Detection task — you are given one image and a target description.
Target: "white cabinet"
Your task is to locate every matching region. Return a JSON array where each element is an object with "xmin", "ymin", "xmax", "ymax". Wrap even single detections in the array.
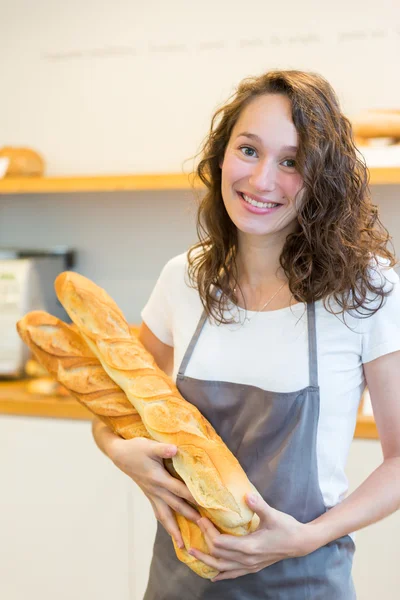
[
  {"xmin": 3, "ymin": 415, "xmax": 399, "ymax": 600},
  {"xmin": 346, "ymin": 439, "xmax": 400, "ymax": 599},
  {"xmin": 0, "ymin": 415, "xmax": 155, "ymax": 600}
]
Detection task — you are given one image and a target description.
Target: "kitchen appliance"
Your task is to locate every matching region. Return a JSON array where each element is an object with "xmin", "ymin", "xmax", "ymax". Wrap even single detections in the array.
[{"xmin": 0, "ymin": 247, "xmax": 75, "ymax": 378}]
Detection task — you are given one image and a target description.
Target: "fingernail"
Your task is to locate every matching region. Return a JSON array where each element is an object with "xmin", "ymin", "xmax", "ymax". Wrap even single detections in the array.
[{"xmin": 248, "ymin": 493, "xmax": 257, "ymax": 504}]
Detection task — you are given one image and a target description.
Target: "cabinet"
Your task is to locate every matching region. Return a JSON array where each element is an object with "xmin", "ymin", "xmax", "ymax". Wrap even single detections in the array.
[{"xmin": 0, "ymin": 414, "xmax": 155, "ymax": 600}]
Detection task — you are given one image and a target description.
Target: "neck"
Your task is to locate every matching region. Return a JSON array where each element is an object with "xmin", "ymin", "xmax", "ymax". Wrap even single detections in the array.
[{"xmin": 235, "ymin": 234, "xmax": 286, "ymax": 289}]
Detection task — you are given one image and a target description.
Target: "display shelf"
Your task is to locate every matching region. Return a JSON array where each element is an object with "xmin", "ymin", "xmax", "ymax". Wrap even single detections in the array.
[
  {"xmin": 368, "ymin": 167, "xmax": 400, "ymax": 185},
  {"xmin": 0, "ymin": 380, "xmax": 92, "ymax": 420},
  {"xmin": 0, "ymin": 173, "xmax": 200, "ymax": 194},
  {"xmin": 0, "ymin": 166, "xmax": 399, "ymax": 195},
  {"xmin": 354, "ymin": 415, "xmax": 378, "ymax": 440},
  {"xmin": 0, "ymin": 380, "xmax": 379, "ymax": 438}
]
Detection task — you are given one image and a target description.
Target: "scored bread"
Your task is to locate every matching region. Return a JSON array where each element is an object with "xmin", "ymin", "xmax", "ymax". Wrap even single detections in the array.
[
  {"xmin": 352, "ymin": 109, "xmax": 400, "ymax": 139},
  {"xmin": 16, "ymin": 311, "xmax": 150, "ymax": 439},
  {"xmin": 54, "ymin": 271, "xmax": 261, "ymax": 536},
  {"xmin": 16, "ymin": 310, "xmax": 218, "ymax": 579}
]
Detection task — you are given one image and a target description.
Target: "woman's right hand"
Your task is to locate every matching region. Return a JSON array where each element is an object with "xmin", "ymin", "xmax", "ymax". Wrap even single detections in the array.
[{"xmin": 109, "ymin": 435, "xmax": 201, "ymax": 548}]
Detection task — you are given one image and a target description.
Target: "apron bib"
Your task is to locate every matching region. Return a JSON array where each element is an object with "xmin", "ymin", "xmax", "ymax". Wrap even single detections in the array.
[{"xmin": 144, "ymin": 303, "xmax": 356, "ymax": 599}]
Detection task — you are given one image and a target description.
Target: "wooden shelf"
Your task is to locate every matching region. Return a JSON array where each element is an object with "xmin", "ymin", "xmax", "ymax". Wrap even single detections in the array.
[
  {"xmin": 0, "ymin": 173, "xmax": 200, "ymax": 195},
  {"xmin": 0, "ymin": 380, "xmax": 92, "ymax": 420},
  {"xmin": 354, "ymin": 415, "xmax": 378, "ymax": 440},
  {"xmin": 368, "ymin": 167, "xmax": 400, "ymax": 185},
  {"xmin": 0, "ymin": 167, "xmax": 399, "ymax": 195},
  {"xmin": 0, "ymin": 380, "xmax": 379, "ymax": 438}
]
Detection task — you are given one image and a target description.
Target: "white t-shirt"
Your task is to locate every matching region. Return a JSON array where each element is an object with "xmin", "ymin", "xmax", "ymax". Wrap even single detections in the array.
[{"xmin": 141, "ymin": 251, "xmax": 400, "ymax": 510}]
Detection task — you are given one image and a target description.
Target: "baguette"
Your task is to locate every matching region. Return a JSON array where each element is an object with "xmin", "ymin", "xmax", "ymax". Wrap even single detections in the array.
[
  {"xmin": 54, "ymin": 271, "xmax": 261, "ymax": 536},
  {"xmin": 16, "ymin": 310, "xmax": 218, "ymax": 579},
  {"xmin": 352, "ymin": 109, "xmax": 400, "ymax": 139}
]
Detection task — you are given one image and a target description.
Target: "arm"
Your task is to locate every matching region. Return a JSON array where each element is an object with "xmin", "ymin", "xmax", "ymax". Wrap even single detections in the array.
[
  {"xmin": 92, "ymin": 416, "xmax": 123, "ymax": 458},
  {"xmin": 187, "ymin": 349, "xmax": 400, "ymax": 581},
  {"xmin": 303, "ymin": 349, "xmax": 400, "ymax": 554},
  {"xmin": 137, "ymin": 321, "xmax": 174, "ymax": 376}
]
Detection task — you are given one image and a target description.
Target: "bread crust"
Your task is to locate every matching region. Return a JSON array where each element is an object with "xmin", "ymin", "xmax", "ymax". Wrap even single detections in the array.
[
  {"xmin": 16, "ymin": 310, "xmax": 219, "ymax": 578},
  {"xmin": 54, "ymin": 271, "xmax": 260, "ymax": 536}
]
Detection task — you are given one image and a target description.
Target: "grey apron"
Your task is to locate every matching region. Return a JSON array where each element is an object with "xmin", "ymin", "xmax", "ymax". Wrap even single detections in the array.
[{"xmin": 144, "ymin": 303, "xmax": 356, "ymax": 599}]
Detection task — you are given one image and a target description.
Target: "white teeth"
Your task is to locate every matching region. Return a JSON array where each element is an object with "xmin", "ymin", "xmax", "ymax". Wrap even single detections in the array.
[{"xmin": 241, "ymin": 193, "xmax": 279, "ymax": 209}]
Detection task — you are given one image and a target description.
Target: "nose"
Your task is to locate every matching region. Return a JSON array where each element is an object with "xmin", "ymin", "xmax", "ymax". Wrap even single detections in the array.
[{"xmin": 248, "ymin": 158, "xmax": 276, "ymax": 192}]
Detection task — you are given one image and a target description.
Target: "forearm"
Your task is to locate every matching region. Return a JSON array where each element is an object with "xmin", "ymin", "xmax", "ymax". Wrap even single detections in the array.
[
  {"xmin": 304, "ymin": 456, "xmax": 400, "ymax": 554},
  {"xmin": 91, "ymin": 417, "xmax": 121, "ymax": 461}
]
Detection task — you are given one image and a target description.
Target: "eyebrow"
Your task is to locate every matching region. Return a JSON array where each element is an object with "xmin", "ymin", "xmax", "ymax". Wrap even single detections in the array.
[{"xmin": 235, "ymin": 131, "xmax": 297, "ymax": 153}]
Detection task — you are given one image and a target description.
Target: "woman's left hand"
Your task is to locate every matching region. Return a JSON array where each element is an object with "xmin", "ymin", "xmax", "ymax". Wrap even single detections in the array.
[{"xmin": 188, "ymin": 493, "xmax": 310, "ymax": 582}]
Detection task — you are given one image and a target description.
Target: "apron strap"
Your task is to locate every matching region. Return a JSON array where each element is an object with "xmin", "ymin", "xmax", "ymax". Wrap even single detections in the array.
[
  {"xmin": 177, "ymin": 309, "xmax": 208, "ymax": 379},
  {"xmin": 307, "ymin": 302, "xmax": 319, "ymax": 388}
]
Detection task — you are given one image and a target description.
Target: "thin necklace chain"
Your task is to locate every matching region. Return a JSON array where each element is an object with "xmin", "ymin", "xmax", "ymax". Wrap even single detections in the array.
[{"xmin": 233, "ymin": 281, "xmax": 286, "ymax": 323}]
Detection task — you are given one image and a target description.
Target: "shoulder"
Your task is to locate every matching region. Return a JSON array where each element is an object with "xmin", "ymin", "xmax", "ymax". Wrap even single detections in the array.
[
  {"xmin": 366, "ymin": 255, "xmax": 399, "ymax": 290},
  {"xmin": 157, "ymin": 251, "xmax": 192, "ymax": 290},
  {"xmin": 361, "ymin": 255, "xmax": 400, "ymax": 318},
  {"xmin": 155, "ymin": 250, "xmax": 202, "ymax": 307}
]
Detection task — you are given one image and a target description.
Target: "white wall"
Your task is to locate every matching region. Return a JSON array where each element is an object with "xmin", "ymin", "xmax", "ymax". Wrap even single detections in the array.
[
  {"xmin": 1, "ymin": 0, "xmax": 400, "ymax": 175},
  {"xmin": 1, "ymin": 2, "xmax": 400, "ymax": 598}
]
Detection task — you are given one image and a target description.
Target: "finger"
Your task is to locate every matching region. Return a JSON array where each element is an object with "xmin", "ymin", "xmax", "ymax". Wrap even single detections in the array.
[
  {"xmin": 188, "ymin": 547, "xmax": 243, "ymax": 572},
  {"xmin": 212, "ymin": 568, "xmax": 256, "ymax": 582},
  {"xmin": 205, "ymin": 543, "xmax": 253, "ymax": 563},
  {"xmin": 197, "ymin": 523, "xmax": 255, "ymax": 565},
  {"xmin": 164, "ymin": 474, "xmax": 198, "ymax": 505},
  {"xmin": 246, "ymin": 493, "xmax": 275, "ymax": 527},
  {"xmin": 150, "ymin": 441, "xmax": 178, "ymax": 460},
  {"xmin": 211, "ymin": 530, "xmax": 257, "ymax": 553},
  {"xmin": 158, "ymin": 488, "xmax": 201, "ymax": 522},
  {"xmin": 151, "ymin": 496, "xmax": 185, "ymax": 549}
]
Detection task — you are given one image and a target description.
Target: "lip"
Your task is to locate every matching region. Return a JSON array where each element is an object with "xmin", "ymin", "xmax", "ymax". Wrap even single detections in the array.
[{"xmin": 237, "ymin": 191, "xmax": 283, "ymax": 215}]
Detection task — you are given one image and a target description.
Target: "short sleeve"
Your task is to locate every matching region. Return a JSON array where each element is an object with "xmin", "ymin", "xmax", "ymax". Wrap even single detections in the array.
[
  {"xmin": 140, "ymin": 261, "xmax": 174, "ymax": 347},
  {"xmin": 362, "ymin": 264, "xmax": 400, "ymax": 364}
]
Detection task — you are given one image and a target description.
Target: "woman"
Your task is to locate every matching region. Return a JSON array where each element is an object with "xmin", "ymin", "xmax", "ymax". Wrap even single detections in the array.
[{"xmin": 92, "ymin": 70, "xmax": 400, "ymax": 599}]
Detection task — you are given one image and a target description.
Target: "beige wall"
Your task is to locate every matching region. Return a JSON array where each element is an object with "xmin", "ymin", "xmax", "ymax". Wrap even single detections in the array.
[{"xmin": 1, "ymin": 1, "xmax": 400, "ymax": 598}]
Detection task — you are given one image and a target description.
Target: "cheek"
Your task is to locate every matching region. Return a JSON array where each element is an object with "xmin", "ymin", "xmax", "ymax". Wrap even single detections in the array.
[
  {"xmin": 221, "ymin": 155, "xmax": 249, "ymax": 185},
  {"xmin": 281, "ymin": 174, "xmax": 303, "ymax": 201}
]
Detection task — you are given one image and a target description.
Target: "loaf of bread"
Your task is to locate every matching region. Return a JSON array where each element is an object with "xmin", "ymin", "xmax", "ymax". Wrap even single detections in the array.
[
  {"xmin": 0, "ymin": 146, "xmax": 45, "ymax": 177},
  {"xmin": 352, "ymin": 109, "xmax": 400, "ymax": 140},
  {"xmin": 16, "ymin": 310, "xmax": 218, "ymax": 579},
  {"xmin": 54, "ymin": 271, "xmax": 261, "ymax": 536},
  {"xmin": 17, "ymin": 311, "xmax": 150, "ymax": 439}
]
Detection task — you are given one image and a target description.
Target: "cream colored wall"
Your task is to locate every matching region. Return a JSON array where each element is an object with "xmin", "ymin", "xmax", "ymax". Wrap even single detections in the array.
[
  {"xmin": 1, "ymin": 1, "xmax": 400, "ymax": 598},
  {"xmin": 1, "ymin": 0, "xmax": 400, "ymax": 176}
]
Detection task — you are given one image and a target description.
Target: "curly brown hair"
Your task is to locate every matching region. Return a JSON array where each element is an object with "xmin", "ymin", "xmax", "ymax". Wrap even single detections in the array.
[{"xmin": 187, "ymin": 69, "xmax": 397, "ymax": 323}]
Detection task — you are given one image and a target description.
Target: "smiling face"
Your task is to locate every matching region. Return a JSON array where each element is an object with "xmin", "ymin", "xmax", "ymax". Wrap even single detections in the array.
[{"xmin": 221, "ymin": 93, "xmax": 304, "ymax": 241}]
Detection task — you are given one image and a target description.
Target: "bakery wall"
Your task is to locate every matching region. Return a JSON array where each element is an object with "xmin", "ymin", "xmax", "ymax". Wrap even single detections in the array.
[
  {"xmin": 1, "ymin": 1, "xmax": 400, "ymax": 599},
  {"xmin": 1, "ymin": 0, "xmax": 400, "ymax": 176},
  {"xmin": 1, "ymin": 186, "xmax": 400, "ymax": 323},
  {"xmin": 0, "ymin": 190, "xmax": 199, "ymax": 321}
]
